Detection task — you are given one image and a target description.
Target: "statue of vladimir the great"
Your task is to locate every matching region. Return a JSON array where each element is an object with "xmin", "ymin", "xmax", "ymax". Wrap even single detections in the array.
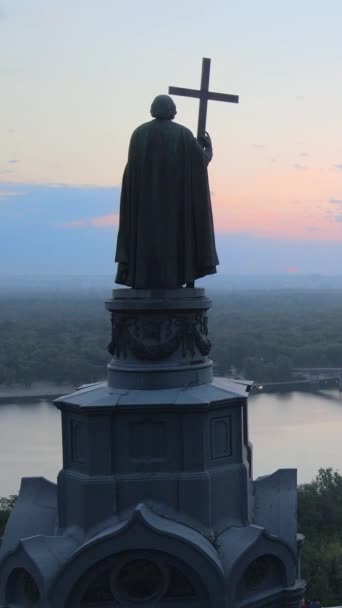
[{"xmin": 115, "ymin": 94, "xmax": 219, "ymax": 289}]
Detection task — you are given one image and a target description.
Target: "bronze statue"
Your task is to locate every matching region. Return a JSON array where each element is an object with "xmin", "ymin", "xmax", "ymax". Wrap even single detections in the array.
[{"xmin": 115, "ymin": 94, "xmax": 218, "ymax": 289}]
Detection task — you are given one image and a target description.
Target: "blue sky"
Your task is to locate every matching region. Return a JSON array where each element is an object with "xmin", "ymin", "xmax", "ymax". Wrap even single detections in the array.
[
  {"xmin": 2, "ymin": 182, "xmax": 342, "ymax": 276},
  {"xmin": 2, "ymin": 1, "xmax": 342, "ymax": 275},
  {"xmin": 0, "ymin": 183, "xmax": 119, "ymax": 274}
]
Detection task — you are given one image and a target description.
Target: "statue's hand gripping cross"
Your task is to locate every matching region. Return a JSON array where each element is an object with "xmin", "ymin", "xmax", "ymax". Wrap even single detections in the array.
[{"xmin": 169, "ymin": 57, "xmax": 239, "ymax": 140}]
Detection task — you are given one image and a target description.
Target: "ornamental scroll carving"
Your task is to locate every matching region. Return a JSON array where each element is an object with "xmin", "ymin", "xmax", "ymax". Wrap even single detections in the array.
[{"xmin": 108, "ymin": 312, "xmax": 211, "ymax": 360}]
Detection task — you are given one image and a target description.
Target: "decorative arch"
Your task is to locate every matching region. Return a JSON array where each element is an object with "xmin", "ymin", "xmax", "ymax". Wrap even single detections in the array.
[
  {"xmin": 49, "ymin": 504, "xmax": 224, "ymax": 608},
  {"xmin": 5, "ymin": 567, "xmax": 41, "ymax": 607},
  {"xmin": 70, "ymin": 550, "xmax": 200, "ymax": 607}
]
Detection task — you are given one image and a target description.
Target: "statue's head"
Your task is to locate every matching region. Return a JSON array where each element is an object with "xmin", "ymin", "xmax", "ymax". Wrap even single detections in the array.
[{"xmin": 150, "ymin": 95, "xmax": 177, "ymax": 120}]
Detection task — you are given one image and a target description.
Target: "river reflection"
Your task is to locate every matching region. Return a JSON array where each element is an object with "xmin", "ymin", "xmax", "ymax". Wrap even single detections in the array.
[
  {"xmin": 0, "ymin": 400, "xmax": 61, "ymax": 496},
  {"xmin": 249, "ymin": 389, "xmax": 342, "ymax": 484},
  {"xmin": 0, "ymin": 390, "xmax": 342, "ymax": 496}
]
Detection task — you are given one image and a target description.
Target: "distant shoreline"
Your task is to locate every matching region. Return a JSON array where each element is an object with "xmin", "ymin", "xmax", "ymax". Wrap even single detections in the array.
[
  {"xmin": 1, "ymin": 376, "xmax": 340, "ymax": 401},
  {"xmin": 0, "ymin": 382, "xmax": 76, "ymax": 402}
]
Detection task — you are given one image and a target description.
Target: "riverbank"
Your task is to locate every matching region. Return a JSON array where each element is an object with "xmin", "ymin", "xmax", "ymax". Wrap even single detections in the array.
[
  {"xmin": 251, "ymin": 377, "xmax": 340, "ymax": 394},
  {"xmin": 0, "ymin": 382, "xmax": 76, "ymax": 402}
]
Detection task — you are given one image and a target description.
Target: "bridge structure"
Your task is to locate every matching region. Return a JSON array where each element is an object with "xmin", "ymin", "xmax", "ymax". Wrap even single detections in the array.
[{"xmin": 294, "ymin": 368, "xmax": 342, "ymax": 389}]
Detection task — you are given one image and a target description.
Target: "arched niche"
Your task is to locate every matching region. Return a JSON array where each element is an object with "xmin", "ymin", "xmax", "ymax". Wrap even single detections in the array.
[
  {"xmin": 237, "ymin": 554, "xmax": 287, "ymax": 601},
  {"xmin": 5, "ymin": 567, "xmax": 41, "ymax": 607}
]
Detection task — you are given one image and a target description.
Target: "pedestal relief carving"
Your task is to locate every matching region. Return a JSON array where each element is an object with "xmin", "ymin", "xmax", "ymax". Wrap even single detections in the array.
[{"xmin": 108, "ymin": 311, "xmax": 211, "ymax": 361}]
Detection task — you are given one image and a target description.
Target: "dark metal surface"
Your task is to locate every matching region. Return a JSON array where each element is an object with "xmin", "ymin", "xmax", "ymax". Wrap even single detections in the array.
[
  {"xmin": 115, "ymin": 112, "xmax": 218, "ymax": 289},
  {"xmin": 169, "ymin": 57, "xmax": 239, "ymax": 139},
  {"xmin": 197, "ymin": 57, "xmax": 211, "ymax": 140}
]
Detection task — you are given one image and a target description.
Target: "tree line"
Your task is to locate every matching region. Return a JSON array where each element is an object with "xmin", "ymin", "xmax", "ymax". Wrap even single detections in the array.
[
  {"xmin": 2, "ymin": 289, "xmax": 342, "ymax": 386},
  {"xmin": 298, "ymin": 468, "xmax": 342, "ymax": 605}
]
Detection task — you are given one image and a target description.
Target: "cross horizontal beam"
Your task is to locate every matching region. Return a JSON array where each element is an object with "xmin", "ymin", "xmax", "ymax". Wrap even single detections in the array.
[
  {"xmin": 169, "ymin": 86, "xmax": 239, "ymax": 105},
  {"xmin": 168, "ymin": 58, "xmax": 239, "ymax": 139}
]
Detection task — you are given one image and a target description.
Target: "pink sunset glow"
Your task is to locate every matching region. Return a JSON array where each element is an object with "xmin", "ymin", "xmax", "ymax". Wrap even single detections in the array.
[
  {"xmin": 59, "ymin": 213, "xmax": 119, "ymax": 229},
  {"xmin": 3, "ymin": 2, "xmax": 342, "ymax": 274}
]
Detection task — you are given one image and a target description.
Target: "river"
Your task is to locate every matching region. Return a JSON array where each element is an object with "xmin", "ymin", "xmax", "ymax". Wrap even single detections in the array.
[{"xmin": 0, "ymin": 389, "xmax": 342, "ymax": 496}]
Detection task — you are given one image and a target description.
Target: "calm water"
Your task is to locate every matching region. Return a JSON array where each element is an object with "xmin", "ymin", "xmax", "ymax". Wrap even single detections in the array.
[{"xmin": 0, "ymin": 390, "xmax": 342, "ymax": 496}]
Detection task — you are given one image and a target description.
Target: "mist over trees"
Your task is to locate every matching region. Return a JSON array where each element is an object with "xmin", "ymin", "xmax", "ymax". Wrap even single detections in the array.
[{"xmin": 1, "ymin": 289, "xmax": 342, "ymax": 387}]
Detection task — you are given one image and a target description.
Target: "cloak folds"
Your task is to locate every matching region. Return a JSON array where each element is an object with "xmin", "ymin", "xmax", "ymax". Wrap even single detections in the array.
[{"xmin": 115, "ymin": 118, "xmax": 219, "ymax": 289}]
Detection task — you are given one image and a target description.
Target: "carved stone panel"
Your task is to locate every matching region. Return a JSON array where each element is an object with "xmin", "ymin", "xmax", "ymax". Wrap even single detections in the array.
[{"xmin": 210, "ymin": 416, "xmax": 232, "ymax": 460}]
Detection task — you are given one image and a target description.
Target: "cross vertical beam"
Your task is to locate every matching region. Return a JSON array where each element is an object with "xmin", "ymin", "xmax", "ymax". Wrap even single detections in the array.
[
  {"xmin": 197, "ymin": 57, "xmax": 211, "ymax": 140},
  {"xmin": 169, "ymin": 57, "xmax": 239, "ymax": 140}
]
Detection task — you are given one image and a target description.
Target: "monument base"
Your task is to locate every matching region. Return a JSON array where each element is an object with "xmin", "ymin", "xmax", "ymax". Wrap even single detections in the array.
[{"xmin": 0, "ymin": 288, "xmax": 305, "ymax": 607}]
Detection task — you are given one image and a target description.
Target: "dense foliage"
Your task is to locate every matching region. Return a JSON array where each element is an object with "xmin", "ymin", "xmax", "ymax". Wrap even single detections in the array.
[
  {"xmin": 2, "ymin": 289, "xmax": 342, "ymax": 386},
  {"xmin": 298, "ymin": 468, "xmax": 342, "ymax": 605},
  {"xmin": 0, "ymin": 292, "xmax": 108, "ymax": 386},
  {"xmin": 210, "ymin": 290, "xmax": 342, "ymax": 381},
  {"xmin": 0, "ymin": 495, "xmax": 16, "ymax": 536}
]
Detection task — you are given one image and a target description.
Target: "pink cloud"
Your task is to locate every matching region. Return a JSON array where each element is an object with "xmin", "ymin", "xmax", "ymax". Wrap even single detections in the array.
[{"xmin": 60, "ymin": 213, "xmax": 119, "ymax": 229}]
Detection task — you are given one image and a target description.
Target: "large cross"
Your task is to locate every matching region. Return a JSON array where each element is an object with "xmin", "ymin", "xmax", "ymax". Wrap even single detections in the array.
[{"xmin": 169, "ymin": 57, "xmax": 239, "ymax": 140}]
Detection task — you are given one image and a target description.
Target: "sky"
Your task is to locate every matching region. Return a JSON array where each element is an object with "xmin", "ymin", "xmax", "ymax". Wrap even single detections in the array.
[{"xmin": 2, "ymin": 0, "xmax": 342, "ymax": 276}]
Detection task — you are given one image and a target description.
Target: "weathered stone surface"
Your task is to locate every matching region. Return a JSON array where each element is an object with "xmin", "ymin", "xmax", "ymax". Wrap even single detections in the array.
[
  {"xmin": 53, "ymin": 377, "xmax": 252, "ymax": 538},
  {"xmin": 254, "ymin": 469, "xmax": 298, "ymax": 548}
]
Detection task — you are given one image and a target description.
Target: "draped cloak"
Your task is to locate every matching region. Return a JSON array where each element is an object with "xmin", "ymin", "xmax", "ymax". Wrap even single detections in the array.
[{"xmin": 115, "ymin": 118, "xmax": 219, "ymax": 289}]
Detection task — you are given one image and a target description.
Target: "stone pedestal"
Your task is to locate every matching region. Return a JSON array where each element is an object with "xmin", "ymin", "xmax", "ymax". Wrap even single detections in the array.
[
  {"xmin": 0, "ymin": 289, "xmax": 305, "ymax": 607},
  {"xmin": 106, "ymin": 288, "xmax": 213, "ymax": 389}
]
